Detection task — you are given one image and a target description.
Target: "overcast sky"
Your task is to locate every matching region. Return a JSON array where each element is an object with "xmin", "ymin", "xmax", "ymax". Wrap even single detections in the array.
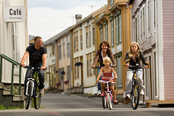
[{"xmin": 28, "ymin": 0, "xmax": 107, "ymax": 41}]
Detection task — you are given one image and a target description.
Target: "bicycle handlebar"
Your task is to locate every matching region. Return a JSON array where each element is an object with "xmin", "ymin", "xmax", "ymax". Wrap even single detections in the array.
[
  {"xmin": 91, "ymin": 65, "xmax": 117, "ymax": 69},
  {"xmin": 24, "ymin": 66, "xmax": 47, "ymax": 70},
  {"xmin": 98, "ymin": 77, "xmax": 115, "ymax": 83},
  {"xmin": 128, "ymin": 65, "xmax": 145, "ymax": 69}
]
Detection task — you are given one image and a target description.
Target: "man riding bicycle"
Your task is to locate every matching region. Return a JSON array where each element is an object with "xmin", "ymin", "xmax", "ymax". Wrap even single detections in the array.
[{"xmin": 21, "ymin": 36, "xmax": 47, "ymax": 95}]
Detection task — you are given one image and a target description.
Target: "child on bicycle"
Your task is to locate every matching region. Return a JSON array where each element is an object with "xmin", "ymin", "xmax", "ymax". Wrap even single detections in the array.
[
  {"xmin": 96, "ymin": 57, "xmax": 118, "ymax": 104},
  {"xmin": 124, "ymin": 42, "xmax": 149, "ymax": 99}
]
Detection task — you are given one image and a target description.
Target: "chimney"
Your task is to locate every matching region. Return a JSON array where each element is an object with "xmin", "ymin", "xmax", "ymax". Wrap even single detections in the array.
[{"xmin": 75, "ymin": 14, "xmax": 82, "ymax": 23}]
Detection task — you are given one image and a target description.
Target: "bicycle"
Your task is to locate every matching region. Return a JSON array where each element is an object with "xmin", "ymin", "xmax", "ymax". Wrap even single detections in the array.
[
  {"xmin": 92, "ymin": 66, "xmax": 116, "ymax": 110},
  {"xmin": 23, "ymin": 66, "xmax": 46, "ymax": 110},
  {"xmin": 123, "ymin": 59, "xmax": 149, "ymax": 110}
]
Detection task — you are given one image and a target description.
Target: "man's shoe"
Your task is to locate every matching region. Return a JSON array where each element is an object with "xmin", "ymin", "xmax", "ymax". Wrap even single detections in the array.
[
  {"xmin": 140, "ymin": 89, "xmax": 145, "ymax": 95},
  {"xmin": 97, "ymin": 90, "xmax": 101, "ymax": 96}
]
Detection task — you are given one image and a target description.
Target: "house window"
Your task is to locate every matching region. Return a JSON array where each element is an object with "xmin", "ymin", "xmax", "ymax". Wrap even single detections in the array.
[
  {"xmin": 74, "ymin": 37, "xmax": 76, "ymax": 52},
  {"xmin": 76, "ymin": 37, "xmax": 78, "ymax": 51},
  {"xmin": 67, "ymin": 36, "xmax": 70, "ymax": 58},
  {"xmin": 137, "ymin": 16, "xmax": 139, "ymax": 41},
  {"xmin": 67, "ymin": 65, "xmax": 71, "ymax": 81},
  {"xmin": 148, "ymin": 1, "xmax": 150, "ymax": 32},
  {"xmin": 66, "ymin": 35, "xmax": 68, "ymax": 43},
  {"xmin": 59, "ymin": 45, "xmax": 61, "ymax": 60},
  {"xmin": 86, "ymin": 32, "xmax": 88, "ymax": 47},
  {"xmin": 90, "ymin": 54, "xmax": 92, "ymax": 76},
  {"xmin": 143, "ymin": 8, "xmax": 145, "ymax": 38},
  {"xmin": 12, "ymin": 23, "xmax": 19, "ymax": 68},
  {"xmin": 63, "ymin": 38, "xmax": 65, "ymax": 58},
  {"xmin": 110, "ymin": 0, "xmax": 114, "ymax": 6},
  {"xmin": 87, "ymin": 55, "xmax": 89, "ymax": 77},
  {"xmin": 111, "ymin": 20, "xmax": 114, "ymax": 46},
  {"xmin": 93, "ymin": 52, "xmax": 96, "ymax": 76},
  {"xmin": 89, "ymin": 30, "xmax": 91, "ymax": 47},
  {"xmin": 74, "ymin": 59, "xmax": 76, "ymax": 79},
  {"xmin": 100, "ymin": 25, "xmax": 103, "ymax": 42},
  {"xmin": 52, "ymin": 45, "xmax": 54, "ymax": 56},
  {"xmin": 87, "ymin": 21, "xmax": 89, "ymax": 26},
  {"xmin": 104, "ymin": 21, "xmax": 108, "ymax": 41},
  {"xmin": 115, "ymin": 11, "xmax": 122, "ymax": 44},
  {"xmin": 145, "ymin": 57, "xmax": 148, "ymax": 96},
  {"xmin": 80, "ymin": 34, "xmax": 83, "ymax": 49},
  {"xmin": 154, "ymin": 0, "xmax": 156, "ymax": 27},
  {"xmin": 87, "ymin": 53, "xmax": 92, "ymax": 77},
  {"xmin": 116, "ymin": 56, "xmax": 122, "ymax": 88},
  {"xmin": 77, "ymin": 58, "xmax": 79, "ymax": 79},
  {"xmin": 93, "ymin": 27, "xmax": 95, "ymax": 44},
  {"xmin": 154, "ymin": 52, "xmax": 157, "ymax": 96},
  {"xmin": 67, "ymin": 43, "xmax": 70, "ymax": 58},
  {"xmin": 135, "ymin": 18, "xmax": 137, "ymax": 42},
  {"xmin": 141, "ymin": 11, "xmax": 143, "ymax": 40},
  {"xmin": 119, "ymin": 14, "xmax": 122, "ymax": 43}
]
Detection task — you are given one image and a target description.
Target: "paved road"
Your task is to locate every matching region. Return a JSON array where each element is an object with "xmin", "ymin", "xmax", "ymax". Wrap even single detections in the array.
[{"xmin": 0, "ymin": 93, "xmax": 174, "ymax": 116}]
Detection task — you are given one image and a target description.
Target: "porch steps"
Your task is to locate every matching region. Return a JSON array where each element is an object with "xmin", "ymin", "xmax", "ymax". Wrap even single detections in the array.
[
  {"xmin": 0, "ymin": 83, "xmax": 24, "ymax": 108},
  {"xmin": 3, "ymin": 89, "xmax": 11, "ymax": 95},
  {"xmin": 146, "ymin": 100, "xmax": 174, "ymax": 108}
]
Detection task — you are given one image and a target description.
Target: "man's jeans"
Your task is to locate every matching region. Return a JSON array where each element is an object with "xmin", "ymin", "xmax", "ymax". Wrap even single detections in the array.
[
  {"xmin": 24, "ymin": 65, "xmax": 45, "ymax": 95},
  {"xmin": 97, "ymin": 68, "xmax": 103, "ymax": 91}
]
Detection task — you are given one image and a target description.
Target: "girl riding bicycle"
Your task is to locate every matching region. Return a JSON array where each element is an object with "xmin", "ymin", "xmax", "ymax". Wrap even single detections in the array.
[
  {"xmin": 124, "ymin": 42, "xmax": 149, "ymax": 99},
  {"xmin": 96, "ymin": 57, "xmax": 118, "ymax": 104}
]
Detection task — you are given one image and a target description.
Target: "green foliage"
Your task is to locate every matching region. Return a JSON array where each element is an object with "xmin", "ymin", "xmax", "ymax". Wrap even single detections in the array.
[{"xmin": 0, "ymin": 104, "xmax": 22, "ymax": 110}]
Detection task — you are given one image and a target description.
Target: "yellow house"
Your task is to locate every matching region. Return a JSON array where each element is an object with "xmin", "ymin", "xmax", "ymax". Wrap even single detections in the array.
[{"xmin": 93, "ymin": 0, "xmax": 131, "ymax": 96}]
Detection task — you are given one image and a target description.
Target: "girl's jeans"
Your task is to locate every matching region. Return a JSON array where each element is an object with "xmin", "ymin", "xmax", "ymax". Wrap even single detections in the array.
[{"xmin": 125, "ymin": 69, "xmax": 144, "ymax": 94}]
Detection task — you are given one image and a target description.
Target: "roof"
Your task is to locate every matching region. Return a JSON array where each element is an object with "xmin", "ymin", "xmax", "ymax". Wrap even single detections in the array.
[
  {"xmin": 69, "ymin": 14, "xmax": 92, "ymax": 30},
  {"xmin": 43, "ymin": 26, "xmax": 71, "ymax": 46},
  {"xmin": 29, "ymin": 35, "xmax": 35, "ymax": 41},
  {"xmin": 127, "ymin": 0, "xmax": 134, "ymax": 5}
]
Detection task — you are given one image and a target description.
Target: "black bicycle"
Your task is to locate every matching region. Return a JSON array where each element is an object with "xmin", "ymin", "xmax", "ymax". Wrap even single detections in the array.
[
  {"xmin": 24, "ymin": 66, "xmax": 46, "ymax": 109},
  {"xmin": 123, "ymin": 59, "xmax": 148, "ymax": 110}
]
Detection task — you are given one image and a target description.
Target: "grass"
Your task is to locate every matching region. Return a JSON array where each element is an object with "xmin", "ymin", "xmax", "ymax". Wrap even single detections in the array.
[{"xmin": 0, "ymin": 104, "xmax": 22, "ymax": 110}]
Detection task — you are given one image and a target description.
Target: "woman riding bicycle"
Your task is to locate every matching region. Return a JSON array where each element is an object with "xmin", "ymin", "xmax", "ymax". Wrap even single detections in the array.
[
  {"xmin": 96, "ymin": 57, "xmax": 118, "ymax": 104},
  {"xmin": 124, "ymin": 42, "xmax": 149, "ymax": 99},
  {"xmin": 91, "ymin": 41, "xmax": 116, "ymax": 96}
]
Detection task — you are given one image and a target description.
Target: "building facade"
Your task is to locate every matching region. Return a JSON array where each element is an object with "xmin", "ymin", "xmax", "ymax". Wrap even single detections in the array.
[
  {"xmin": 43, "ymin": 38, "xmax": 56, "ymax": 89},
  {"xmin": 0, "ymin": 0, "xmax": 28, "ymax": 84},
  {"xmin": 93, "ymin": 0, "xmax": 131, "ymax": 95},
  {"xmin": 127, "ymin": 0, "xmax": 174, "ymax": 102},
  {"xmin": 70, "ymin": 14, "xmax": 98, "ymax": 94}
]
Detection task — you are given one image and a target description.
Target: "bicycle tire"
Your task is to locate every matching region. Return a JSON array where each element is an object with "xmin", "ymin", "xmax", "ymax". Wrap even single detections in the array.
[
  {"xmin": 102, "ymin": 96, "xmax": 107, "ymax": 109},
  {"xmin": 107, "ymin": 93, "xmax": 112, "ymax": 110},
  {"xmin": 131, "ymin": 81, "xmax": 140, "ymax": 110},
  {"xmin": 25, "ymin": 81, "xmax": 32, "ymax": 109},
  {"xmin": 34, "ymin": 85, "xmax": 41, "ymax": 109}
]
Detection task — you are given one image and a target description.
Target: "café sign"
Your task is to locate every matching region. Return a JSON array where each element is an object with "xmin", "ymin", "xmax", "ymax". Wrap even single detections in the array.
[{"xmin": 5, "ymin": 6, "xmax": 26, "ymax": 22}]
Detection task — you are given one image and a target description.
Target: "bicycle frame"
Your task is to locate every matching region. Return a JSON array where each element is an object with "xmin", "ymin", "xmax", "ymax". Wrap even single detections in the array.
[
  {"xmin": 25, "ymin": 67, "xmax": 37, "ymax": 97},
  {"xmin": 99, "ymin": 78, "xmax": 115, "ymax": 101}
]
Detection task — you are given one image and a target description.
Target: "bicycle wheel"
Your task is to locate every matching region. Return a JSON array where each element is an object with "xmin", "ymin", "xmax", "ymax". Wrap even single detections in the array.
[
  {"xmin": 34, "ymin": 83, "xmax": 41, "ymax": 109},
  {"xmin": 102, "ymin": 96, "xmax": 107, "ymax": 109},
  {"xmin": 25, "ymin": 81, "xmax": 32, "ymax": 109},
  {"xmin": 107, "ymin": 93, "xmax": 112, "ymax": 110},
  {"xmin": 131, "ymin": 81, "xmax": 140, "ymax": 110}
]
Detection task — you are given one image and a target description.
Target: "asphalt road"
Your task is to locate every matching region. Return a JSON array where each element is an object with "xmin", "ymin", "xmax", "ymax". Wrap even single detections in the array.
[{"xmin": 0, "ymin": 93, "xmax": 174, "ymax": 116}]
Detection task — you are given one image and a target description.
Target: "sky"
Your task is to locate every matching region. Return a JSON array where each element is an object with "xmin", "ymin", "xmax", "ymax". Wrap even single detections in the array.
[{"xmin": 28, "ymin": 0, "xmax": 107, "ymax": 42}]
